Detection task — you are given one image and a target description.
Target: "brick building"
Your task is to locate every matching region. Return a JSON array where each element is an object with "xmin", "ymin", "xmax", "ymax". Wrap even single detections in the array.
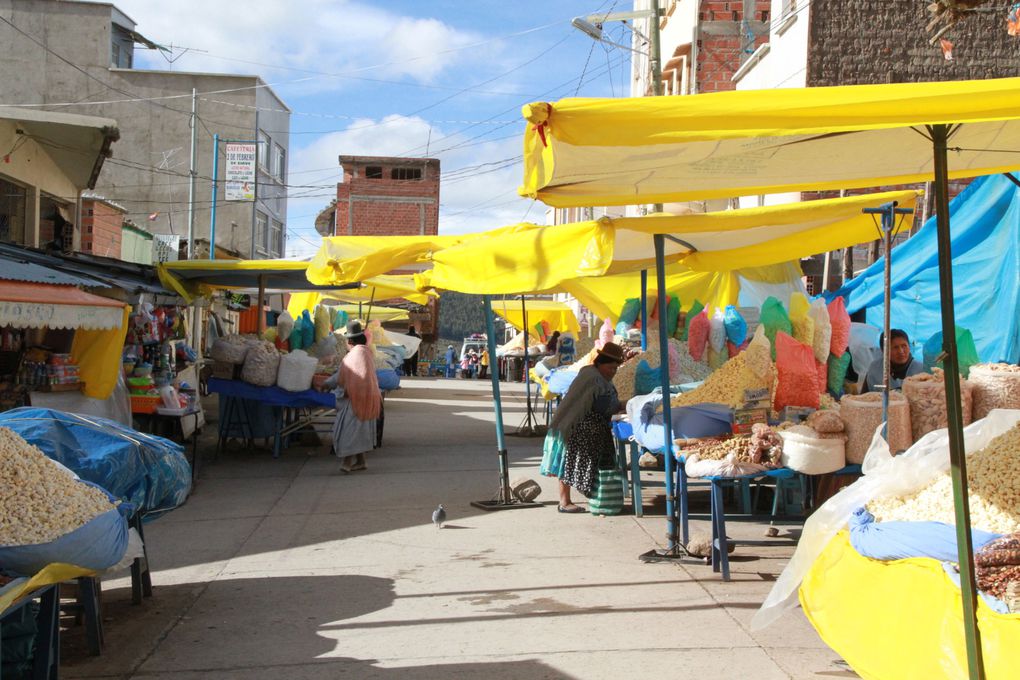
[
  {"xmin": 318, "ymin": 156, "xmax": 440, "ymax": 237},
  {"xmin": 79, "ymin": 195, "xmax": 127, "ymax": 259}
]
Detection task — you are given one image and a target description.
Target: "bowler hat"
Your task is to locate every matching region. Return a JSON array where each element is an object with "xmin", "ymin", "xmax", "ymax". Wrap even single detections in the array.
[
  {"xmin": 344, "ymin": 320, "xmax": 365, "ymax": 339},
  {"xmin": 596, "ymin": 341, "xmax": 626, "ymax": 364}
]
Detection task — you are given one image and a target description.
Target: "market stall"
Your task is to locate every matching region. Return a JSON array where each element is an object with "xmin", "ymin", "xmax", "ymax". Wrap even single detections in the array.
[{"xmin": 516, "ymin": 75, "xmax": 1020, "ymax": 676}]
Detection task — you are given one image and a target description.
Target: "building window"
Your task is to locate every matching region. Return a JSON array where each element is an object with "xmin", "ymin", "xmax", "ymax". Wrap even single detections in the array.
[
  {"xmin": 272, "ymin": 143, "xmax": 286, "ymax": 182},
  {"xmin": 257, "ymin": 130, "xmax": 271, "ymax": 171},
  {"xmin": 270, "ymin": 219, "xmax": 283, "ymax": 256},
  {"xmin": 255, "ymin": 211, "xmax": 268, "ymax": 254},
  {"xmin": 391, "ymin": 167, "xmax": 422, "ymax": 180},
  {"xmin": 365, "ymin": 166, "xmax": 383, "ymax": 179},
  {"xmin": 0, "ymin": 178, "xmax": 27, "ymax": 244},
  {"xmin": 111, "ymin": 43, "xmax": 120, "ymax": 68}
]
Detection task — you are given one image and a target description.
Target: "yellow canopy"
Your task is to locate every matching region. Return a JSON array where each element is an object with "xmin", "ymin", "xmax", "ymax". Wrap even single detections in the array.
[
  {"xmin": 157, "ymin": 259, "xmax": 360, "ymax": 301},
  {"xmin": 518, "ymin": 77, "xmax": 1020, "ymax": 207},
  {"xmin": 412, "ymin": 190, "xmax": 918, "ymax": 294},
  {"xmin": 286, "ymin": 274, "xmax": 436, "ymax": 319},
  {"xmin": 307, "ymin": 225, "xmax": 541, "ymax": 286},
  {"xmin": 489, "ymin": 299, "xmax": 580, "ymax": 335}
]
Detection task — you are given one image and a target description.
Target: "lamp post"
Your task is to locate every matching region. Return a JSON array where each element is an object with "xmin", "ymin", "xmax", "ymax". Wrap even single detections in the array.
[{"xmin": 571, "ymin": 3, "xmax": 663, "ymax": 96}]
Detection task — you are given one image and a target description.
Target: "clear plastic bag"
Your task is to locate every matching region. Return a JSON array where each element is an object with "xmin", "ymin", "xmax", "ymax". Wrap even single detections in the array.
[
  {"xmin": 808, "ymin": 298, "xmax": 832, "ymax": 364},
  {"xmin": 752, "ymin": 409, "xmax": 1020, "ymax": 631},
  {"xmin": 709, "ymin": 309, "xmax": 727, "ymax": 352}
]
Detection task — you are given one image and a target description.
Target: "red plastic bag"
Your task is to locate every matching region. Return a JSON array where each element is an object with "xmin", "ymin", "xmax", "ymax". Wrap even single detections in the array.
[
  {"xmin": 827, "ymin": 297, "xmax": 851, "ymax": 357},
  {"xmin": 688, "ymin": 311, "xmax": 710, "ymax": 361},
  {"xmin": 726, "ymin": 340, "xmax": 740, "ymax": 359},
  {"xmin": 774, "ymin": 332, "xmax": 820, "ymax": 412},
  {"xmin": 815, "ymin": 358, "xmax": 828, "ymax": 395}
]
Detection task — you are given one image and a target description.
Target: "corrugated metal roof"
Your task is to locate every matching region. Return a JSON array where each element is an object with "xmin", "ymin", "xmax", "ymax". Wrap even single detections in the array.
[{"xmin": 0, "ymin": 258, "xmax": 110, "ymax": 288}]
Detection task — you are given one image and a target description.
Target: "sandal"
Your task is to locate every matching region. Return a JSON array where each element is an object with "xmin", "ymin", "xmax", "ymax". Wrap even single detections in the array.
[{"xmin": 557, "ymin": 504, "xmax": 586, "ymax": 514}]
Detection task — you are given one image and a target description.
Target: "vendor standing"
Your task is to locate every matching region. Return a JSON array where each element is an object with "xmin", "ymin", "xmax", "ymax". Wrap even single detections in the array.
[
  {"xmin": 540, "ymin": 342, "xmax": 625, "ymax": 513},
  {"xmin": 403, "ymin": 326, "xmax": 420, "ymax": 377},
  {"xmin": 863, "ymin": 329, "xmax": 924, "ymax": 392},
  {"xmin": 322, "ymin": 321, "xmax": 382, "ymax": 473}
]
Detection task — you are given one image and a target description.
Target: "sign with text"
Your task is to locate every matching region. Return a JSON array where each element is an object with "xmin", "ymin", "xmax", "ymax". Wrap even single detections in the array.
[{"xmin": 224, "ymin": 142, "xmax": 256, "ymax": 201}]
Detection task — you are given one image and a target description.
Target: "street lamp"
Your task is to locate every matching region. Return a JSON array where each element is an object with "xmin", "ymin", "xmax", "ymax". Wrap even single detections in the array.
[{"xmin": 571, "ymin": 6, "xmax": 662, "ymax": 95}]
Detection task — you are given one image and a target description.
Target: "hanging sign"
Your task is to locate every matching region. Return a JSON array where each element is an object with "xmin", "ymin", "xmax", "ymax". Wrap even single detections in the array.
[{"xmin": 224, "ymin": 142, "xmax": 256, "ymax": 201}]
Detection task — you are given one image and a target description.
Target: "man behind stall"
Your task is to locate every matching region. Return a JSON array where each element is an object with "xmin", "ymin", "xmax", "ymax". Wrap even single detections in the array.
[{"xmin": 863, "ymin": 328, "xmax": 925, "ymax": 392}]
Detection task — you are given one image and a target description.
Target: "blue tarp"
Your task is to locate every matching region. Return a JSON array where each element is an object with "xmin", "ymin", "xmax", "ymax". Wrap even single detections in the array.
[
  {"xmin": 0, "ymin": 408, "xmax": 190, "ymax": 517},
  {"xmin": 828, "ymin": 174, "xmax": 1020, "ymax": 363}
]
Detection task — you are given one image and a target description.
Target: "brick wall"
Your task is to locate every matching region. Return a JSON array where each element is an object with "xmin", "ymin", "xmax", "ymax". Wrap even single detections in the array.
[
  {"xmin": 807, "ymin": 0, "xmax": 1020, "ymax": 86},
  {"xmin": 334, "ymin": 158, "xmax": 440, "ymax": 237},
  {"xmin": 696, "ymin": 1, "xmax": 772, "ymax": 93},
  {"xmin": 80, "ymin": 200, "xmax": 124, "ymax": 258}
]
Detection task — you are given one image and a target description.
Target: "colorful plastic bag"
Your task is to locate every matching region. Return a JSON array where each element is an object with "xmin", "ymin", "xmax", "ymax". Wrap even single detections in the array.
[
  {"xmin": 827, "ymin": 297, "xmax": 851, "ymax": 358},
  {"xmin": 808, "ymin": 298, "xmax": 832, "ymax": 364},
  {"xmin": 682, "ymin": 300, "xmax": 704, "ymax": 342},
  {"xmin": 619, "ymin": 298, "xmax": 641, "ymax": 326},
  {"xmin": 723, "ymin": 305, "xmax": 747, "ymax": 346},
  {"xmin": 827, "ymin": 351, "xmax": 852, "ymax": 397},
  {"xmin": 588, "ymin": 469, "xmax": 625, "ymax": 516},
  {"xmin": 709, "ymin": 309, "xmax": 726, "ymax": 352},
  {"xmin": 760, "ymin": 297, "xmax": 793, "ymax": 360},
  {"xmin": 923, "ymin": 326, "xmax": 980, "ymax": 378},
  {"xmin": 774, "ymin": 332, "xmax": 820, "ymax": 412},
  {"xmin": 666, "ymin": 296, "xmax": 681, "ymax": 336},
  {"xmin": 688, "ymin": 311, "xmax": 710, "ymax": 361}
]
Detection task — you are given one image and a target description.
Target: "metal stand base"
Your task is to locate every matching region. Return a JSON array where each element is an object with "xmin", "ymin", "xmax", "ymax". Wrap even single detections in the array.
[
  {"xmin": 470, "ymin": 499, "xmax": 545, "ymax": 511},
  {"xmin": 508, "ymin": 425, "xmax": 547, "ymax": 437},
  {"xmin": 639, "ymin": 545, "xmax": 708, "ymax": 565}
]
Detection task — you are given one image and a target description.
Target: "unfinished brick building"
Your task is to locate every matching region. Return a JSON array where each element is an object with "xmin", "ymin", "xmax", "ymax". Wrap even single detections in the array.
[{"xmin": 323, "ymin": 156, "xmax": 440, "ymax": 237}]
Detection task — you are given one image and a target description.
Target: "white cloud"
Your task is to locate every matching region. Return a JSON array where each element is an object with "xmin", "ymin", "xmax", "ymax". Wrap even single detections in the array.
[
  {"xmin": 284, "ymin": 114, "xmax": 536, "ymax": 257},
  {"xmin": 114, "ymin": 0, "xmax": 483, "ymax": 86}
]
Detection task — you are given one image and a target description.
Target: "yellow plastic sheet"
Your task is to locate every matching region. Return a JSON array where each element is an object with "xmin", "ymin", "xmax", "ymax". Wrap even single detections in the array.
[
  {"xmin": 519, "ymin": 77, "xmax": 1020, "ymax": 207},
  {"xmin": 71, "ymin": 306, "xmax": 130, "ymax": 400},
  {"xmin": 490, "ymin": 299, "xmax": 580, "ymax": 335},
  {"xmin": 0, "ymin": 563, "xmax": 96, "ymax": 615},
  {"xmin": 800, "ymin": 532, "xmax": 1020, "ymax": 680}
]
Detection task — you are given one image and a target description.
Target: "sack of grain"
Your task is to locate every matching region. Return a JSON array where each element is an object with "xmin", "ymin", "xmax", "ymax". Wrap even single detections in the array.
[
  {"xmin": 970, "ymin": 363, "xmax": 1020, "ymax": 420},
  {"xmin": 902, "ymin": 369, "xmax": 974, "ymax": 441},
  {"xmin": 780, "ymin": 425, "xmax": 846, "ymax": 475},
  {"xmin": 276, "ymin": 349, "xmax": 319, "ymax": 392},
  {"xmin": 241, "ymin": 341, "xmax": 281, "ymax": 387},
  {"xmin": 210, "ymin": 335, "xmax": 251, "ymax": 364},
  {"xmin": 840, "ymin": 392, "xmax": 912, "ymax": 463}
]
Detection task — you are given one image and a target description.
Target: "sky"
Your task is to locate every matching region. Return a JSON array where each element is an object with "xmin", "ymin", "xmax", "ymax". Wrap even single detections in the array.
[{"xmin": 112, "ymin": 0, "xmax": 637, "ymax": 258}]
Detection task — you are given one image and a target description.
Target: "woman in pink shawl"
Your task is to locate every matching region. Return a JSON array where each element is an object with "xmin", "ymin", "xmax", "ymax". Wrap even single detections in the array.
[{"xmin": 322, "ymin": 320, "xmax": 381, "ymax": 473}]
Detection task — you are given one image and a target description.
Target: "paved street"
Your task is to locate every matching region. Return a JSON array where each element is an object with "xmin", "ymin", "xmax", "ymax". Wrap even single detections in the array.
[{"xmin": 63, "ymin": 378, "xmax": 847, "ymax": 679}]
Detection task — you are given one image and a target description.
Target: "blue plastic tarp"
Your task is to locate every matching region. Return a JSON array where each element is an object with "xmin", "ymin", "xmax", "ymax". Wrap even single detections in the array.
[
  {"xmin": 634, "ymin": 399, "xmax": 732, "ymax": 453},
  {"xmin": 828, "ymin": 174, "xmax": 1020, "ymax": 363},
  {"xmin": 848, "ymin": 507, "xmax": 1000, "ymax": 562},
  {"xmin": 0, "ymin": 408, "xmax": 190, "ymax": 517}
]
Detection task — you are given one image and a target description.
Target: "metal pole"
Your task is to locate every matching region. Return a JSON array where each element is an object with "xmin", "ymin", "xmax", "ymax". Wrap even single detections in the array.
[
  {"xmin": 210, "ymin": 134, "xmax": 219, "ymax": 259},
  {"xmin": 640, "ymin": 269, "xmax": 648, "ymax": 350},
  {"xmin": 649, "ymin": 2, "xmax": 663, "ymax": 97},
  {"xmin": 655, "ymin": 234, "xmax": 678, "ymax": 550},
  {"xmin": 256, "ymin": 275, "xmax": 266, "ymax": 336},
  {"xmin": 187, "ymin": 88, "xmax": 197, "ymax": 260},
  {"xmin": 521, "ymin": 296, "xmax": 535, "ymax": 431},
  {"xmin": 251, "ymin": 110, "xmax": 259, "ymax": 258},
  {"xmin": 484, "ymin": 295, "xmax": 512, "ymax": 502},
  {"xmin": 366, "ymin": 287, "xmax": 376, "ymax": 323},
  {"xmin": 931, "ymin": 123, "xmax": 985, "ymax": 680},
  {"xmin": 882, "ymin": 211, "xmax": 893, "ymax": 437}
]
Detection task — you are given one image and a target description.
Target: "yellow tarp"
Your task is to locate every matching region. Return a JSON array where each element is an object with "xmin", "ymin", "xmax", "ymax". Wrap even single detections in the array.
[
  {"xmin": 411, "ymin": 190, "xmax": 916, "ymax": 295},
  {"xmin": 490, "ymin": 299, "xmax": 580, "ymax": 335},
  {"xmin": 286, "ymin": 276, "xmax": 434, "ymax": 319},
  {"xmin": 157, "ymin": 259, "xmax": 361, "ymax": 302},
  {"xmin": 307, "ymin": 225, "xmax": 541, "ymax": 286},
  {"xmin": 71, "ymin": 306, "xmax": 131, "ymax": 400},
  {"xmin": 0, "ymin": 563, "xmax": 95, "ymax": 615},
  {"xmin": 519, "ymin": 77, "xmax": 1020, "ymax": 207},
  {"xmin": 800, "ymin": 532, "xmax": 1019, "ymax": 680}
]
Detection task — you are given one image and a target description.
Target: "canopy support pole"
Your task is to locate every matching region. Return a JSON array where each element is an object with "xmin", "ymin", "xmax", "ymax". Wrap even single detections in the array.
[
  {"xmin": 366, "ymin": 287, "xmax": 376, "ymax": 323},
  {"xmin": 640, "ymin": 235, "xmax": 697, "ymax": 564},
  {"xmin": 471, "ymin": 295, "xmax": 542, "ymax": 512},
  {"xmin": 863, "ymin": 201, "xmax": 912, "ymax": 437},
  {"xmin": 256, "ymin": 275, "xmax": 266, "ymax": 336},
  {"xmin": 931, "ymin": 123, "xmax": 984, "ymax": 680},
  {"xmin": 514, "ymin": 295, "xmax": 543, "ymax": 436},
  {"xmin": 640, "ymin": 269, "xmax": 648, "ymax": 351}
]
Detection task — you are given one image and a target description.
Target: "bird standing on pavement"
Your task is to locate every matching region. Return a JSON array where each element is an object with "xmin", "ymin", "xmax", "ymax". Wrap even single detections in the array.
[{"xmin": 432, "ymin": 504, "xmax": 446, "ymax": 529}]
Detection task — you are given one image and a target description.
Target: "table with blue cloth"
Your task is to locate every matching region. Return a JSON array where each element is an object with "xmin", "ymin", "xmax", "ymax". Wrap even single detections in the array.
[{"xmin": 207, "ymin": 378, "xmax": 337, "ymax": 459}]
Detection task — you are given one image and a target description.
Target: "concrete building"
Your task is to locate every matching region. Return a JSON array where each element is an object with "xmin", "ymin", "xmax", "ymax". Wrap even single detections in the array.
[
  {"xmin": 0, "ymin": 0, "xmax": 291, "ymax": 259},
  {"xmin": 0, "ymin": 106, "xmax": 118, "ymax": 251},
  {"xmin": 317, "ymin": 156, "xmax": 440, "ymax": 237}
]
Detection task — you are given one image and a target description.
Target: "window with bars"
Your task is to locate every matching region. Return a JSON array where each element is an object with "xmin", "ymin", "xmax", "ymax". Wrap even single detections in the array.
[{"xmin": 391, "ymin": 167, "xmax": 422, "ymax": 180}]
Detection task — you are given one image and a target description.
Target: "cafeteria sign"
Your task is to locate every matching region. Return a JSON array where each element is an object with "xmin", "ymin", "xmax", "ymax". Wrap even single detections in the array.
[{"xmin": 224, "ymin": 142, "xmax": 256, "ymax": 201}]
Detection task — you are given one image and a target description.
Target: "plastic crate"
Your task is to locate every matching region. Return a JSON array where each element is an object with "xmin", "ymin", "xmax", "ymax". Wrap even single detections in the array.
[{"xmin": 131, "ymin": 395, "xmax": 161, "ymax": 414}]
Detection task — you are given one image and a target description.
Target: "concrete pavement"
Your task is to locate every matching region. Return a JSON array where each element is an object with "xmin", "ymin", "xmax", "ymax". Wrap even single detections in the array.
[{"xmin": 62, "ymin": 378, "xmax": 850, "ymax": 679}]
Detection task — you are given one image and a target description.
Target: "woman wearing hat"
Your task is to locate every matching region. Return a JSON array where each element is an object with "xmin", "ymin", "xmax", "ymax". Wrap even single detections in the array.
[
  {"xmin": 540, "ymin": 342, "xmax": 626, "ymax": 512},
  {"xmin": 322, "ymin": 320, "xmax": 382, "ymax": 473}
]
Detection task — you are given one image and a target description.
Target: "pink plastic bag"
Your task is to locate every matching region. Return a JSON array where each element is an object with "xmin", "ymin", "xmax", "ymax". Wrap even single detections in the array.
[
  {"xmin": 688, "ymin": 311, "xmax": 710, "ymax": 361},
  {"xmin": 774, "ymin": 332, "xmax": 821, "ymax": 412},
  {"xmin": 597, "ymin": 318, "xmax": 614, "ymax": 350},
  {"xmin": 815, "ymin": 358, "xmax": 828, "ymax": 395},
  {"xmin": 827, "ymin": 297, "xmax": 851, "ymax": 357}
]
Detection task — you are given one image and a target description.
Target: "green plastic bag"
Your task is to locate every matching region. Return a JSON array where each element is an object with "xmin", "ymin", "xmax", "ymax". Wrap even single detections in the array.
[
  {"xmin": 666, "ymin": 296, "xmax": 681, "ymax": 336},
  {"xmin": 619, "ymin": 298, "xmax": 641, "ymax": 326},
  {"xmin": 923, "ymin": 326, "xmax": 980, "ymax": 378},
  {"xmin": 682, "ymin": 300, "xmax": 704, "ymax": 342},
  {"xmin": 760, "ymin": 297, "xmax": 793, "ymax": 360},
  {"xmin": 589, "ymin": 468, "xmax": 625, "ymax": 516},
  {"xmin": 827, "ymin": 351, "xmax": 852, "ymax": 397}
]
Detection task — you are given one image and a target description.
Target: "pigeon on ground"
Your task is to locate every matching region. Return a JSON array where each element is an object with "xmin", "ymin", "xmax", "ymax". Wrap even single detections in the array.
[{"xmin": 432, "ymin": 504, "xmax": 446, "ymax": 529}]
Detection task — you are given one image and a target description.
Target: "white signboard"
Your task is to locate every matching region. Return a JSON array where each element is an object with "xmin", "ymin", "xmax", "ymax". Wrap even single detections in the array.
[{"xmin": 224, "ymin": 142, "xmax": 256, "ymax": 201}]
